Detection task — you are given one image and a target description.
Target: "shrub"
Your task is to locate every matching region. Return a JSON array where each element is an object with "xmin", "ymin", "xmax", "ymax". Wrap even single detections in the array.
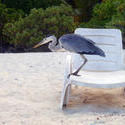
[
  {"xmin": 2, "ymin": 0, "xmax": 62, "ymax": 14},
  {"xmin": 65, "ymin": 0, "xmax": 100, "ymax": 22},
  {"xmin": 106, "ymin": 2, "xmax": 125, "ymax": 32},
  {"xmin": 3, "ymin": 4, "xmax": 76, "ymax": 49},
  {"xmin": 79, "ymin": 0, "xmax": 125, "ymax": 48},
  {"xmin": 74, "ymin": 0, "xmax": 100, "ymax": 22},
  {"xmin": 0, "ymin": 3, "xmax": 23, "ymax": 47},
  {"xmin": 80, "ymin": 0, "xmax": 125, "ymax": 28}
]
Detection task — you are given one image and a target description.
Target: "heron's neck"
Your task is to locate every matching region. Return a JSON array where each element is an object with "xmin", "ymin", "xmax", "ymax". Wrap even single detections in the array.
[
  {"xmin": 51, "ymin": 37, "xmax": 58, "ymax": 46},
  {"xmin": 48, "ymin": 37, "xmax": 62, "ymax": 51}
]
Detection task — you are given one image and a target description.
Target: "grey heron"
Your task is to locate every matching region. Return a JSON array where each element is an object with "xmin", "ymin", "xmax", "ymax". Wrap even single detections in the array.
[{"xmin": 33, "ymin": 34, "xmax": 105, "ymax": 76}]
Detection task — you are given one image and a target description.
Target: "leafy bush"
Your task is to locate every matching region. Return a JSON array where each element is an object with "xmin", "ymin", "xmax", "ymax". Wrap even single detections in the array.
[
  {"xmin": 106, "ymin": 2, "xmax": 125, "ymax": 32},
  {"xmin": 80, "ymin": 0, "xmax": 125, "ymax": 28},
  {"xmin": 33, "ymin": 0, "xmax": 62, "ymax": 9},
  {"xmin": 79, "ymin": 0, "xmax": 125, "ymax": 48},
  {"xmin": 105, "ymin": 2, "xmax": 125, "ymax": 45},
  {"xmin": 74, "ymin": 0, "xmax": 100, "ymax": 22},
  {"xmin": 3, "ymin": 4, "xmax": 76, "ymax": 49},
  {"xmin": 65, "ymin": 0, "xmax": 100, "ymax": 22},
  {"xmin": 0, "ymin": 3, "xmax": 23, "ymax": 47},
  {"xmin": 2, "ymin": 0, "xmax": 63, "ymax": 13}
]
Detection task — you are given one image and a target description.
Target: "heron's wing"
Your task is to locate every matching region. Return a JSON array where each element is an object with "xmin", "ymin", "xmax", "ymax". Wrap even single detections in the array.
[
  {"xmin": 85, "ymin": 38, "xmax": 95, "ymax": 44},
  {"xmin": 59, "ymin": 34, "xmax": 95, "ymax": 53},
  {"xmin": 59, "ymin": 34, "xmax": 105, "ymax": 56}
]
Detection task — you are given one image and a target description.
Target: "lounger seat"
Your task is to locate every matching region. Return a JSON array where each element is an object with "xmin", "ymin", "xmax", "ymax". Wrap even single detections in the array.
[{"xmin": 70, "ymin": 70, "xmax": 125, "ymax": 88}]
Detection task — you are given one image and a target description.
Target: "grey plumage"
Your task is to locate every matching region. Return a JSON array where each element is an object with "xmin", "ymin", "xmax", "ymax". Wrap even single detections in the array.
[{"xmin": 59, "ymin": 34, "xmax": 105, "ymax": 57}]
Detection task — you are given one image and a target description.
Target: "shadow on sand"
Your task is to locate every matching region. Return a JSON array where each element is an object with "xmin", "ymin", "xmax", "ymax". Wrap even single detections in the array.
[{"xmin": 62, "ymin": 86, "xmax": 125, "ymax": 115}]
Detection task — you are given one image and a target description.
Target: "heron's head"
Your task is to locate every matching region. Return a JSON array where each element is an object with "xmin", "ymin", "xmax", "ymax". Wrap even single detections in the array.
[{"xmin": 33, "ymin": 35, "xmax": 56, "ymax": 48}]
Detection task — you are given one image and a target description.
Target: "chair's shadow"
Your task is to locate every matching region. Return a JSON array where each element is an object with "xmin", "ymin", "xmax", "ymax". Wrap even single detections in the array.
[{"xmin": 63, "ymin": 86, "xmax": 125, "ymax": 114}]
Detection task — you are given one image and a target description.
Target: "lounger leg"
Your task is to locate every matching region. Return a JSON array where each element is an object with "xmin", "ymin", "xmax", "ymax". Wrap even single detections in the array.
[
  {"xmin": 65, "ymin": 84, "xmax": 71, "ymax": 106},
  {"xmin": 123, "ymin": 87, "xmax": 125, "ymax": 93},
  {"xmin": 60, "ymin": 83, "xmax": 71, "ymax": 109}
]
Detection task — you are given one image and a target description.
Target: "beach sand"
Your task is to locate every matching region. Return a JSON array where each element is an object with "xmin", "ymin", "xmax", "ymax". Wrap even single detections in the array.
[{"xmin": 0, "ymin": 52, "xmax": 125, "ymax": 125}]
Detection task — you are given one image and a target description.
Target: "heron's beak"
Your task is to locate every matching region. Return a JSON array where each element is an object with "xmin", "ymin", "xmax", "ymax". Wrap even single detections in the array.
[{"xmin": 33, "ymin": 39, "xmax": 49, "ymax": 48}]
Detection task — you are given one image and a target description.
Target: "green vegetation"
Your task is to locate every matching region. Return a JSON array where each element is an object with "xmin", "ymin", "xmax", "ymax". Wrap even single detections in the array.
[
  {"xmin": 106, "ymin": 1, "xmax": 125, "ymax": 33},
  {"xmin": 3, "ymin": 4, "xmax": 76, "ymax": 49},
  {"xmin": 0, "ymin": 3, "xmax": 23, "ymax": 48},
  {"xmin": 72, "ymin": 0, "xmax": 100, "ymax": 22},
  {"xmin": 79, "ymin": 0, "xmax": 125, "ymax": 46},
  {"xmin": 80, "ymin": 0, "xmax": 125, "ymax": 29},
  {"xmin": 2, "ymin": 0, "xmax": 62, "ymax": 13},
  {"xmin": 0, "ymin": 0, "xmax": 125, "ymax": 52}
]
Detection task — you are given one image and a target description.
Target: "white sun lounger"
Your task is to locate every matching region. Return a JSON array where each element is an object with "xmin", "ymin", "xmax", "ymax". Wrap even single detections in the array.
[{"xmin": 60, "ymin": 28, "xmax": 125, "ymax": 109}]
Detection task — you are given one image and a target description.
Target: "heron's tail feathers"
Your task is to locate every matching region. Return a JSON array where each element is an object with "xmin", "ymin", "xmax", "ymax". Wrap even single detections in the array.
[{"xmin": 96, "ymin": 47, "xmax": 106, "ymax": 57}]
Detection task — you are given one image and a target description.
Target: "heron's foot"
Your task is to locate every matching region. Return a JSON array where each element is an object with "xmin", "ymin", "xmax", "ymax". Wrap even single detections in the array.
[
  {"xmin": 67, "ymin": 72, "xmax": 80, "ymax": 78},
  {"xmin": 63, "ymin": 104, "xmax": 67, "ymax": 107},
  {"xmin": 71, "ymin": 72, "xmax": 81, "ymax": 76}
]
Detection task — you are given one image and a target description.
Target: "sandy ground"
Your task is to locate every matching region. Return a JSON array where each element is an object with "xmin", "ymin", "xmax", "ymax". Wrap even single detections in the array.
[{"xmin": 0, "ymin": 52, "xmax": 125, "ymax": 125}]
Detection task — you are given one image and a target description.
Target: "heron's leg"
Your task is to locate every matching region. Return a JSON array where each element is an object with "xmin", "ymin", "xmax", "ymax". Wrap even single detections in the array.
[{"xmin": 70, "ymin": 54, "xmax": 87, "ymax": 76}]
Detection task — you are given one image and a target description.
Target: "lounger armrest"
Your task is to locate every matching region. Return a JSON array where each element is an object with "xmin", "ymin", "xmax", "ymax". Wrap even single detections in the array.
[{"xmin": 64, "ymin": 55, "xmax": 72, "ymax": 83}]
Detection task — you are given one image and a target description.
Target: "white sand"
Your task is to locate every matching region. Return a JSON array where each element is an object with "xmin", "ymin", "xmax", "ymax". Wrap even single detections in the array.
[{"xmin": 0, "ymin": 52, "xmax": 125, "ymax": 125}]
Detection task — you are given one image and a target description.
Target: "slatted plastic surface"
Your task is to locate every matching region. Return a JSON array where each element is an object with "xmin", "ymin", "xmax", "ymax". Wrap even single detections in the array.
[
  {"xmin": 70, "ymin": 70, "xmax": 125, "ymax": 88},
  {"xmin": 73, "ymin": 28, "xmax": 124, "ymax": 71}
]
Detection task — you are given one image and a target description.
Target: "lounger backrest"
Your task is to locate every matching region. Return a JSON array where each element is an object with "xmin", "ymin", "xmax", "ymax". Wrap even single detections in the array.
[{"xmin": 72, "ymin": 28, "xmax": 124, "ymax": 71}]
